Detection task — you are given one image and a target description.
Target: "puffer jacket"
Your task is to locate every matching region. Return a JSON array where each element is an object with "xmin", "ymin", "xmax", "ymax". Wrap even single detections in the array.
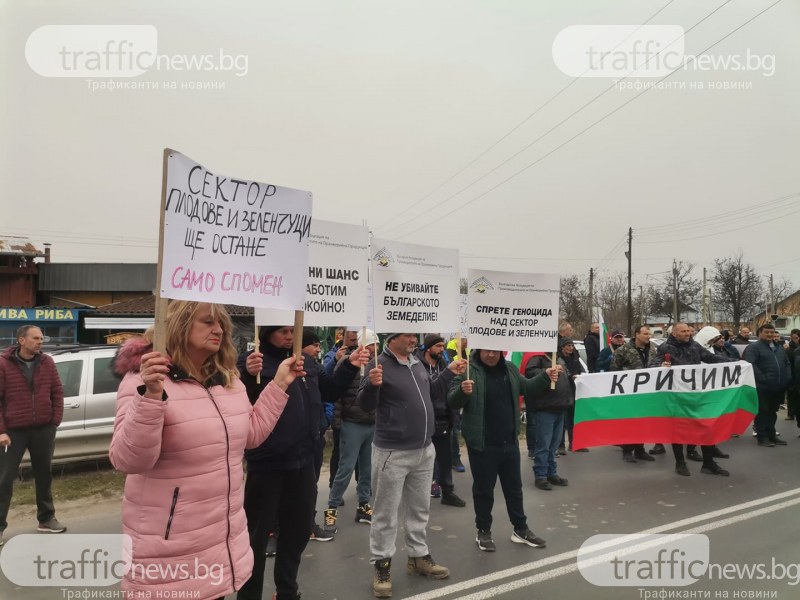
[
  {"xmin": 0, "ymin": 345, "xmax": 64, "ymax": 433},
  {"xmin": 109, "ymin": 337, "xmax": 289, "ymax": 600},
  {"xmin": 524, "ymin": 354, "xmax": 575, "ymax": 412},
  {"xmin": 332, "ymin": 352, "xmax": 375, "ymax": 427},
  {"xmin": 744, "ymin": 339, "xmax": 792, "ymax": 392}
]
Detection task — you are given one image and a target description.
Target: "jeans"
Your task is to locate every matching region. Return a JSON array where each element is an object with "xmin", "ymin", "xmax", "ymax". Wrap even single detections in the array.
[
  {"xmin": 327, "ymin": 421, "xmax": 373, "ymax": 507},
  {"xmin": 533, "ymin": 411, "xmax": 564, "ymax": 480},
  {"xmin": 466, "ymin": 442, "xmax": 526, "ymax": 531},
  {"xmin": 0, "ymin": 424, "xmax": 57, "ymax": 530}
]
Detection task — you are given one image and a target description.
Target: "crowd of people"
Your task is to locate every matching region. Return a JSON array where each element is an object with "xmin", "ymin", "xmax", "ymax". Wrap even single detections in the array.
[{"xmin": 1, "ymin": 307, "xmax": 798, "ymax": 600}]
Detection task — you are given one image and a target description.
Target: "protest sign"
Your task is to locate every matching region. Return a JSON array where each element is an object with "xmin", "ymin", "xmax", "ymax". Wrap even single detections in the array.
[
  {"xmin": 159, "ymin": 149, "xmax": 312, "ymax": 310},
  {"xmin": 466, "ymin": 269, "xmax": 560, "ymax": 352},
  {"xmin": 255, "ymin": 219, "xmax": 369, "ymax": 326},
  {"xmin": 371, "ymin": 238, "xmax": 459, "ymax": 334}
]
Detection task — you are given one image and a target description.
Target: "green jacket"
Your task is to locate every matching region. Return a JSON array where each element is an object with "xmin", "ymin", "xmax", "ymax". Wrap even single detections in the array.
[{"xmin": 448, "ymin": 354, "xmax": 549, "ymax": 451}]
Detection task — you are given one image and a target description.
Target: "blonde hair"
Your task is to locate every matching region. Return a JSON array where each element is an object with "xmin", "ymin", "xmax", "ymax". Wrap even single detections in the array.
[{"xmin": 163, "ymin": 301, "xmax": 239, "ymax": 388}]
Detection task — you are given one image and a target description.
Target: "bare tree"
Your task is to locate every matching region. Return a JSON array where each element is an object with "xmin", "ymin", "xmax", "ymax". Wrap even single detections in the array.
[
  {"xmin": 596, "ymin": 273, "xmax": 628, "ymax": 328},
  {"xmin": 644, "ymin": 262, "xmax": 701, "ymax": 325},
  {"xmin": 711, "ymin": 253, "xmax": 764, "ymax": 325}
]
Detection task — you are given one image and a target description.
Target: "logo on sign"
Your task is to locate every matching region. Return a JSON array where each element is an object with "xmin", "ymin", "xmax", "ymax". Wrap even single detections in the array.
[
  {"xmin": 373, "ymin": 247, "xmax": 394, "ymax": 268},
  {"xmin": 470, "ymin": 277, "xmax": 494, "ymax": 293}
]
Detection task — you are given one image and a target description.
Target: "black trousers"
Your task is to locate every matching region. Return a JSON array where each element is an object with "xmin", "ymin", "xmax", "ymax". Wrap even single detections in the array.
[
  {"xmin": 672, "ymin": 444, "xmax": 715, "ymax": 467},
  {"xmin": 621, "ymin": 444, "xmax": 646, "ymax": 454},
  {"xmin": 466, "ymin": 442, "xmax": 526, "ymax": 532},
  {"xmin": 237, "ymin": 464, "xmax": 317, "ymax": 600},
  {"xmin": 431, "ymin": 432, "xmax": 453, "ymax": 491},
  {"xmin": 0, "ymin": 424, "xmax": 57, "ymax": 530}
]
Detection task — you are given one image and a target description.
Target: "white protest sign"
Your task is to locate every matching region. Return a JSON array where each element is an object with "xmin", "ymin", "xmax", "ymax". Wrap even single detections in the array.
[
  {"xmin": 371, "ymin": 238, "xmax": 459, "ymax": 334},
  {"xmin": 467, "ymin": 269, "xmax": 560, "ymax": 352},
  {"xmin": 255, "ymin": 220, "xmax": 369, "ymax": 326},
  {"xmin": 160, "ymin": 150, "xmax": 312, "ymax": 309}
]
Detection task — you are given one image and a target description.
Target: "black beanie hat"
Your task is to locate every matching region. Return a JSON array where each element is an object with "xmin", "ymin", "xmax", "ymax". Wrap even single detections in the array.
[
  {"xmin": 423, "ymin": 334, "xmax": 444, "ymax": 349},
  {"xmin": 302, "ymin": 328, "xmax": 320, "ymax": 348}
]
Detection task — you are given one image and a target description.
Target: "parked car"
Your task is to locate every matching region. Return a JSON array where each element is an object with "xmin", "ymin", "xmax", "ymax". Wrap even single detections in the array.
[{"xmin": 21, "ymin": 345, "xmax": 120, "ymax": 465}]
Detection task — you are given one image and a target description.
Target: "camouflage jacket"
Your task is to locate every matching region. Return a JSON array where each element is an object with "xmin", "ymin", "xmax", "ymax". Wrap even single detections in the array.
[{"xmin": 611, "ymin": 341, "xmax": 658, "ymax": 371}]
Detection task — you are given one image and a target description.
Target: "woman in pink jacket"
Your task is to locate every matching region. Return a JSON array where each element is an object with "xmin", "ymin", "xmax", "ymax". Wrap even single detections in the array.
[{"xmin": 110, "ymin": 300, "xmax": 304, "ymax": 600}]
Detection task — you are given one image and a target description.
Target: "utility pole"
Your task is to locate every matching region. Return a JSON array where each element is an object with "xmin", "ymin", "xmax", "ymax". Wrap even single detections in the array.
[
  {"xmin": 769, "ymin": 274, "xmax": 775, "ymax": 319},
  {"xmin": 638, "ymin": 284, "xmax": 645, "ymax": 326},
  {"xmin": 588, "ymin": 267, "xmax": 594, "ymax": 322},
  {"xmin": 672, "ymin": 259, "xmax": 679, "ymax": 325},
  {"xmin": 626, "ymin": 227, "xmax": 633, "ymax": 335},
  {"xmin": 702, "ymin": 267, "xmax": 708, "ymax": 326}
]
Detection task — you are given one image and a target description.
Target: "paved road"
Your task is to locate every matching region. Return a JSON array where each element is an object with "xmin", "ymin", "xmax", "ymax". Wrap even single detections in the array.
[{"xmin": 2, "ymin": 428, "xmax": 799, "ymax": 600}]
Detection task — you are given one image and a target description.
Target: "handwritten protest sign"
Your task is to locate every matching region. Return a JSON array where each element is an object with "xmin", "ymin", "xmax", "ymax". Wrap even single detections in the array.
[
  {"xmin": 371, "ymin": 238, "xmax": 459, "ymax": 334},
  {"xmin": 159, "ymin": 150, "xmax": 312, "ymax": 309},
  {"xmin": 466, "ymin": 269, "xmax": 560, "ymax": 352},
  {"xmin": 255, "ymin": 220, "xmax": 369, "ymax": 326}
]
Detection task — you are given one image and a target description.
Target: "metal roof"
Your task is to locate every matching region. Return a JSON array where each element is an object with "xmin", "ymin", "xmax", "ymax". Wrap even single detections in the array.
[
  {"xmin": 38, "ymin": 263, "xmax": 157, "ymax": 291},
  {"xmin": 0, "ymin": 237, "xmax": 46, "ymax": 257}
]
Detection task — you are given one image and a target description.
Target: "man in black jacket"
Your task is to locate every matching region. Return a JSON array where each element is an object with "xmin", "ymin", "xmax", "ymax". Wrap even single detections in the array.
[
  {"xmin": 650, "ymin": 323, "xmax": 736, "ymax": 477},
  {"xmin": 584, "ymin": 322, "xmax": 600, "ymax": 373},
  {"xmin": 237, "ymin": 325, "xmax": 365, "ymax": 600},
  {"xmin": 744, "ymin": 323, "xmax": 792, "ymax": 447}
]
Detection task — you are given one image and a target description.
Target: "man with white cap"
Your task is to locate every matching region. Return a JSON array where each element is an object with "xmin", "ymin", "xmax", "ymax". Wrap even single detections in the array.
[
  {"xmin": 325, "ymin": 329, "xmax": 380, "ymax": 533},
  {"xmin": 358, "ymin": 333, "xmax": 466, "ymax": 598}
]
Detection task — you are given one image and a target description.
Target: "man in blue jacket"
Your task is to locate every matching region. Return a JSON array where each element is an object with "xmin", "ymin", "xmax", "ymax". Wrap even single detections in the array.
[
  {"xmin": 357, "ymin": 333, "xmax": 465, "ymax": 598},
  {"xmin": 744, "ymin": 323, "xmax": 792, "ymax": 447}
]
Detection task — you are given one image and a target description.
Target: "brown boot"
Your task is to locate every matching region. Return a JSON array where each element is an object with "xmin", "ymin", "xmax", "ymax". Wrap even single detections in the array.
[
  {"xmin": 406, "ymin": 554, "xmax": 450, "ymax": 579},
  {"xmin": 373, "ymin": 558, "xmax": 392, "ymax": 598}
]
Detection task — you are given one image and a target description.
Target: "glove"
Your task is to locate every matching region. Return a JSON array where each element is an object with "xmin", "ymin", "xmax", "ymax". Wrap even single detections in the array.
[{"xmin": 325, "ymin": 402, "xmax": 334, "ymax": 423}]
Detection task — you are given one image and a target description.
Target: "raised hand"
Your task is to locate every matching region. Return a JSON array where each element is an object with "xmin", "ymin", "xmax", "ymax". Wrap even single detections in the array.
[
  {"xmin": 140, "ymin": 351, "xmax": 170, "ymax": 399},
  {"xmin": 368, "ymin": 364, "xmax": 383, "ymax": 387},
  {"xmin": 273, "ymin": 355, "xmax": 307, "ymax": 391},
  {"xmin": 460, "ymin": 379, "xmax": 474, "ymax": 395},
  {"xmin": 246, "ymin": 351, "xmax": 264, "ymax": 377}
]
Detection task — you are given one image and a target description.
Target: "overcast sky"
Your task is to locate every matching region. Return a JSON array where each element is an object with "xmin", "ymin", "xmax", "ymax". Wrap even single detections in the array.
[{"xmin": 2, "ymin": 0, "xmax": 799, "ymax": 291}]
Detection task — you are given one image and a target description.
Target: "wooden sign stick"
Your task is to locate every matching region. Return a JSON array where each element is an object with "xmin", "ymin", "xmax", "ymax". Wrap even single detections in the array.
[
  {"xmin": 360, "ymin": 326, "xmax": 367, "ymax": 377},
  {"xmin": 255, "ymin": 324, "xmax": 261, "ymax": 384},
  {"xmin": 293, "ymin": 311, "xmax": 304, "ymax": 359},
  {"xmin": 550, "ymin": 351, "xmax": 557, "ymax": 390},
  {"xmin": 152, "ymin": 148, "xmax": 172, "ymax": 353}
]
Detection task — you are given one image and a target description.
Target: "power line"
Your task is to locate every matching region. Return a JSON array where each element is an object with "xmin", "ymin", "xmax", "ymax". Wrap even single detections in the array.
[
  {"xmin": 389, "ymin": 0, "xmax": 783, "ymax": 239},
  {"xmin": 380, "ymin": 0, "xmax": 734, "ymax": 237},
  {"xmin": 373, "ymin": 0, "xmax": 680, "ymax": 235}
]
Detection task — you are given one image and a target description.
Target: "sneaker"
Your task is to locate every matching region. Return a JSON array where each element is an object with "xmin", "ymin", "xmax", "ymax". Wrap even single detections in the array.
[
  {"xmin": 649, "ymin": 444, "xmax": 666, "ymax": 455},
  {"xmin": 37, "ymin": 518, "xmax": 66, "ymax": 533},
  {"xmin": 430, "ymin": 483, "xmax": 442, "ymax": 498},
  {"xmin": 709, "ymin": 446, "xmax": 730, "ymax": 459},
  {"xmin": 770, "ymin": 438, "xmax": 788, "ymax": 446},
  {"xmin": 527, "ymin": 450, "xmax": 535, "ymax": 460},
  {"xmin": 310, "ymin": 523, "xmax": 334, "ymax": 542},
  {"xmin": 373, "ymin": 558, "xmax": 392, "ymax": 598},
  {"xmin": 476, "ymin": 529, "xmax": 496, "ymax": 552},
  {"xmin": 534, "ymin": 478, "xmax": 552, "ymax": 490},
  {"xmin": 452, "ymin": 460, "xmax": 466, "ymax": 472},
  {"xmin": 622, "ymin": 451, "xmax": 636, "ymax": 463},
  {"xmin": 407, "ymin": 554, "xmax": 450, "ymax": 579},
  {"xmin": 511, "ymin": 528, "xmax": 546, "ymax": 548},
  {"xmin": 556, "ymin": 446, "xmax": 567, "ymax": 456},
  {"xmin": 0, "ymin": 531, "xmax": 4, "ymax": 547},
  {"xmin": 441, "ymin": 491, "xmax": 466, "ymax": 507},
  {"xmin": 675, "ymin": 461, "xmax": 690, "ymax": 476},
  {"xmin": 700, "ymin": 462, "xmax": 730, "ymax": 476},
  {"xmin": 356, "ymin": 503, "xmax": 373, "ymax": 524},
  {"xmin": 547, "ymin": 475, "xmax": 569, "ymax": 486},
  {"xmin": 324, "ymin": 508, "xmax": 338, "ymax": 533},
  {"xmin": 686, "ymin": 449, "xmax": 703, "ymax": 462},
  {"xmin": 752, "ymin": 428, "xmax": 758, "ymax": 437},
  {"xmin": 266, "ymin": 533, "xmax": 277, "ymax": 557},
  {"xmin": 757, "ymin": 439, "xmax": 775, "ymax": 447},
  {"xmin": 634, "ymin": 450, "xmax": 655, "ymax": 462}
]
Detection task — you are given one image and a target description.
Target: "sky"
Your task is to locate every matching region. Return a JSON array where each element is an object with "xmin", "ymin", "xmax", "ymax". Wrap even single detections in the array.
[{"xmin": 2, "ymin": 0, "xmax": 799, "ymax": 291}]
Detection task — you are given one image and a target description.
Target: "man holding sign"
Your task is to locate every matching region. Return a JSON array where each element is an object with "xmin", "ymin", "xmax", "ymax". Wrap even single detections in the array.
[
  {"xmin": 358, "ymin": 333, "xmax": 466, "ymax": 599},
  {"xmin": 448, "ymin": 349, "xmax": 558, "ymax": 552}
]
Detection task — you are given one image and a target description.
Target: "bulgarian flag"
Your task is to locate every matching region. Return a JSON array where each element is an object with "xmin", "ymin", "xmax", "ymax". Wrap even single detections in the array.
[
  {"xmin": 598, "ymin": 311, "xmax": 609, "ymax": 352},
  {"xmin": 572, "ymin": 362, "xmax": 757, "ymax": 450}
]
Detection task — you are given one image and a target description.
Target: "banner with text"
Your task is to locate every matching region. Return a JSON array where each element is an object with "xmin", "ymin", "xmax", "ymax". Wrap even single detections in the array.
[
  {"xmin": 160, "ymin": 150, "xmax": 312, "ymax": 309},
  {"xmin": 255, "ymin": 220, "xmax": 369, "ymax": 326},
  {"xmin": 371, "ymin": 238, "xmax": 459, "ymax": 334},
  {"xmin": 466, "ymin": 269, "xmax": 560, "ymax": 352}
]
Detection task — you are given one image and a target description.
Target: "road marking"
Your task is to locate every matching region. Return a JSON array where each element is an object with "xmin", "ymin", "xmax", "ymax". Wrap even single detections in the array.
[{"xmin": 405, "ymin": 487, "xmax": 800, "ymax": 600}]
